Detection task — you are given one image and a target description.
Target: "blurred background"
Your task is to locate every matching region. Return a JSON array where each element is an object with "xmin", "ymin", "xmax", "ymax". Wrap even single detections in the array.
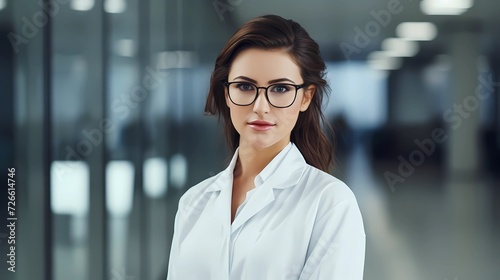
[{"xmin": 0, "ymin": 0, "xmax": 499, "ymax": 279}]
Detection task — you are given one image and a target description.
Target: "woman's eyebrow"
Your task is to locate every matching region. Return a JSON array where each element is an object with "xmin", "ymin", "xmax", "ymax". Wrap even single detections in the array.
[
  {"xmin": 268, "ymin": 78, "xmax": 296, "ymax": 84},
  {"xmin": 232, "ymin": 76, "xmax": 296, "ymax": 84},
  {"xmin": 232, "ymin": 76, "xmax": 257, "ymax": 83}
]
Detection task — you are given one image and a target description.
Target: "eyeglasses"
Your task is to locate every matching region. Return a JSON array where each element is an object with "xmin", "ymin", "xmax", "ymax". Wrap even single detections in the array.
[{"xmin": 224, "ymin": 81, "xmax": 307, "ymax": 108}]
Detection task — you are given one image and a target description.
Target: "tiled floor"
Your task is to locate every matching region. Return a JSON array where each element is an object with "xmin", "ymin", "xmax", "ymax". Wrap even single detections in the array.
[{"xmin": 343, "ymin": 145, "xmax": 499, "ymax": 280}]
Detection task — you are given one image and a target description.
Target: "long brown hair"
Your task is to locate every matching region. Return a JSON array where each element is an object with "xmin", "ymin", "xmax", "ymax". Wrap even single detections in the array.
[{"xmin": 205, "ymin": 15, "xmax": 334, "ymax": 172}]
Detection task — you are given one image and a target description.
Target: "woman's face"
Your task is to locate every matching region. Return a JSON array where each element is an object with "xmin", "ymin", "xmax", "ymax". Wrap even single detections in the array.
[{"xmin": 226, "ymin": 48, "xmax": 314, "ymax": 152}]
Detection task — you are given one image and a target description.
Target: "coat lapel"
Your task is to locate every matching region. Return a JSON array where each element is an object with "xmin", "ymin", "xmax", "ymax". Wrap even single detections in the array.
[
  {"xmin": 230, "ymin": 143, "xmax": 307, "ymax": 234},
  {"xmin": 207, "ymin": 170, "xmax": 233, "ymax": 232},
  {"xmin": 230, "ymin": 186, "xmax": 276, "ymax": 234},
  {"xmin": 205, "ymin": 143, "xmax": 308, "ymax": 235}
]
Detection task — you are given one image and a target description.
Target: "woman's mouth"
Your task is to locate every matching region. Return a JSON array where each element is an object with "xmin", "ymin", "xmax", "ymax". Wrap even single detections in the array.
[{"xmin": 248, "ymin": 120, "xmax": 275, "ymax": 131}]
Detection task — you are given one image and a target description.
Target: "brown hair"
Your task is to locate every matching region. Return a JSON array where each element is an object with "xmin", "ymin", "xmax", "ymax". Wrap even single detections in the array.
[{"xmin": 205, "ymin": 15, "xmax": 334, "ymax": 172}]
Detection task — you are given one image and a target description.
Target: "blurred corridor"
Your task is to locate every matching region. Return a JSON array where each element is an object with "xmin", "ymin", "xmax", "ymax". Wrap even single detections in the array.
[{"xmin": 0, "ymin": 0, "xmax": 499, "ymax": 279}]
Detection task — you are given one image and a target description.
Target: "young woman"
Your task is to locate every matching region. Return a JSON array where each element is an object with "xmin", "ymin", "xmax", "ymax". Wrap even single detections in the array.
[{"xmin": 167, "ymin": 15, "xmax": 365, "ymax": 280}]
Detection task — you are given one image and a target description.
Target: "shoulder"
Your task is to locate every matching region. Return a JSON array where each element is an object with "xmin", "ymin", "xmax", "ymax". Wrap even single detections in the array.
[
  {"xmin": 301, "ymin": 165, "xmax": 363, "ymax": 226},
  {"xmin": 301, "ymin": 165, "xmax": 357, "ymax": 205},
  {"xmin": 301, "ymin": 165, "xmax": 365, "ymax": 235},
  {"xmin": 177, "ymin": 171, "xmax": 224, "ymax": 209}
]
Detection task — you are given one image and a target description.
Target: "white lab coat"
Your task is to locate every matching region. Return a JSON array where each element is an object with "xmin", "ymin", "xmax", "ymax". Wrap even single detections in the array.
[{"xmin": 167, "ymin": 143, "xmax": 365, "ymax": 280}]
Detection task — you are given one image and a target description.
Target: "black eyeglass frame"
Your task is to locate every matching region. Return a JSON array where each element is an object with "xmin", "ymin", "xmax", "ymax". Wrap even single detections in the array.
[{"xmin": 224, "ymin": 81, "xmax": 308, "ymax": 108}]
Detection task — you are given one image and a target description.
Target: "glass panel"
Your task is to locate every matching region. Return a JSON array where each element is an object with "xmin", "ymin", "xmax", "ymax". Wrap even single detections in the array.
[
  {"xmin": 51, "ymin": 3, "xmax": 104, "ymax": 280},
  {"xmin": 50, "ymin": 161, "xmax": 89, "ymax": 279},
  {"xmin": 325, "ymin": 61, "xmax": 388, "ymax": 129},
  {"xmin": 105, "ymin": 0, "xmax": 141, "ymax": 278},
  {"xmin": 106, "ymin": 160, "xmax": 135, "ymax": 278},
  {"xmin": 51, "ymin": 48, "xmax": 91, "ymax": 280},
  {"xmin": 141, "ymin": 1, "xmax": 232, "ymax": 278}
]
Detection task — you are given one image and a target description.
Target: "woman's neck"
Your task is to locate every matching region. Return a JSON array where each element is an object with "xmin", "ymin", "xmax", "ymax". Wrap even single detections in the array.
[{"xmin": 234, "ymin": 142, "xmax": 289, "ymax": 179}]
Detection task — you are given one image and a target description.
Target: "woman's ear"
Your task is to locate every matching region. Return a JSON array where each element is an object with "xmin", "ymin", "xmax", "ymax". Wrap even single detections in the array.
[{"xmin": 300, "ymin": 85, "xmax": 315, "ymax": 112}]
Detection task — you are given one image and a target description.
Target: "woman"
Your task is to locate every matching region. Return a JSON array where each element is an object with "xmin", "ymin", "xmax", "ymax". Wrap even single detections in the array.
[{"xmin": 167, "ymin": 15, "xmax": 365, "ymax": 280}]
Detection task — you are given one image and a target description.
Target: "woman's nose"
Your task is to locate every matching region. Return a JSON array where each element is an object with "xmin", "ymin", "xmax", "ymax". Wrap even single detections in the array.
[{"xmin": 252, "ymin": 88, "xmax": 271, "ymax": 114}]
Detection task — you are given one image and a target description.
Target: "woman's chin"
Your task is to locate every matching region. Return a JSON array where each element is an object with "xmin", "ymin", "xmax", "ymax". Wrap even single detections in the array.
[{"xmin": 239, "ymin": 137, "xmax": 288, "ymax": 152}]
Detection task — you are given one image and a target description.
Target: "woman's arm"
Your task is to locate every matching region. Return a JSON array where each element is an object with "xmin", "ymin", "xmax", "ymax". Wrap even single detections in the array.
[
  {"xmin": 166, "ymin": 195, "xmax": 186, "ymax": 280},
  {"xmin": 299, "ymin": 198, "xmax": 366, "ymax": 280}
]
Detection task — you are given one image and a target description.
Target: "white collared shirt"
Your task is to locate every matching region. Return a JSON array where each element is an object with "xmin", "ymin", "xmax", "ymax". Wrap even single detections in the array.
[{"xmin": 167, "ymin": 143, "xmax": 366, "ymax": 280}]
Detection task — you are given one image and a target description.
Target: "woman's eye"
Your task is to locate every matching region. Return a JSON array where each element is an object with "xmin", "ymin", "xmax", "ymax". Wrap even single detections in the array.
[
  {"xmin": 271, "ymin": 85, "xmax": 291, "ymax": 93},
  {"xmin": 236, "ymin": 83, "xmax": 254, "ymax": 91}
]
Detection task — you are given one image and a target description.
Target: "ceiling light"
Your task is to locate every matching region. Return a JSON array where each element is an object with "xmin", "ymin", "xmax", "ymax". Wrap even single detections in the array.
[
  {"xmin": 144, "ymin": 158, "xmax": 168, "ymax": 198},
  {"xmin": 114, "ymin": 39, "xmax": 136, "ymax": 57},
  {"xmin": 0, "ymin": 0, "xmax": 7, "ymax": 10},
  {"xmin": 421, "ymin": 0, "xmax": 473, "ymax": 15},
  {"xmin": 71, "ymin": 0, "xmax": 95, "ymax": 11},
  {"xmin": 105, "ymin": 0, "xmax": 127, "ymax": 13},
  {"xmin": 368, "ymin": 51, "xmax": 402, "ymax": 71},
  {"xmin": 396, "ymin": 22, "xmax": 438, "ymax": 41},
  {"xmin": 381, "ymin": 38, "xmax": 419, "ymax": 57},
  {"xmin": 157, "ymin": 51, "xmax": 197, "ymax": 69},
  {"xmin": 106, "ymin": 161, "xmax": 134, "ymax": 217},
  {"xmin": 51, "ymin": 161, "xmax": 89, "ymax": 216},
  {"xmin": 170, "ymin": 154, "xmax": 187, "ymax": 190}
]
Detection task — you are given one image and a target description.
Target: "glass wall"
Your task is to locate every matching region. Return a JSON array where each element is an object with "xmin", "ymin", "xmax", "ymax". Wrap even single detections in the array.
[
  {"xmin": 45, "ymin": 0, "xmax": 233, "ymax": 279},
  {"xmin": 51, "ymin": 1, "xmax": 105, "ymax": 279}
]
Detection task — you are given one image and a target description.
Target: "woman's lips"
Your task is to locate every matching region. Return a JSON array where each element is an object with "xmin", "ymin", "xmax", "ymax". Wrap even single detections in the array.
[{"xmin": 248, "ymin": 120, "xmax": 275, "ymax": 131}]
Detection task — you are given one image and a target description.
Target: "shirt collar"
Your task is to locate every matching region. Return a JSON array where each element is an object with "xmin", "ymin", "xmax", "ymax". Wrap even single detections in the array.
[
  {"xmin": 206, "ymin": 142, "xmax": 307, "ymax": 192},
  {"xmin": 254, "ymin": 142, "xmax": 293, "ymax": 187}
]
